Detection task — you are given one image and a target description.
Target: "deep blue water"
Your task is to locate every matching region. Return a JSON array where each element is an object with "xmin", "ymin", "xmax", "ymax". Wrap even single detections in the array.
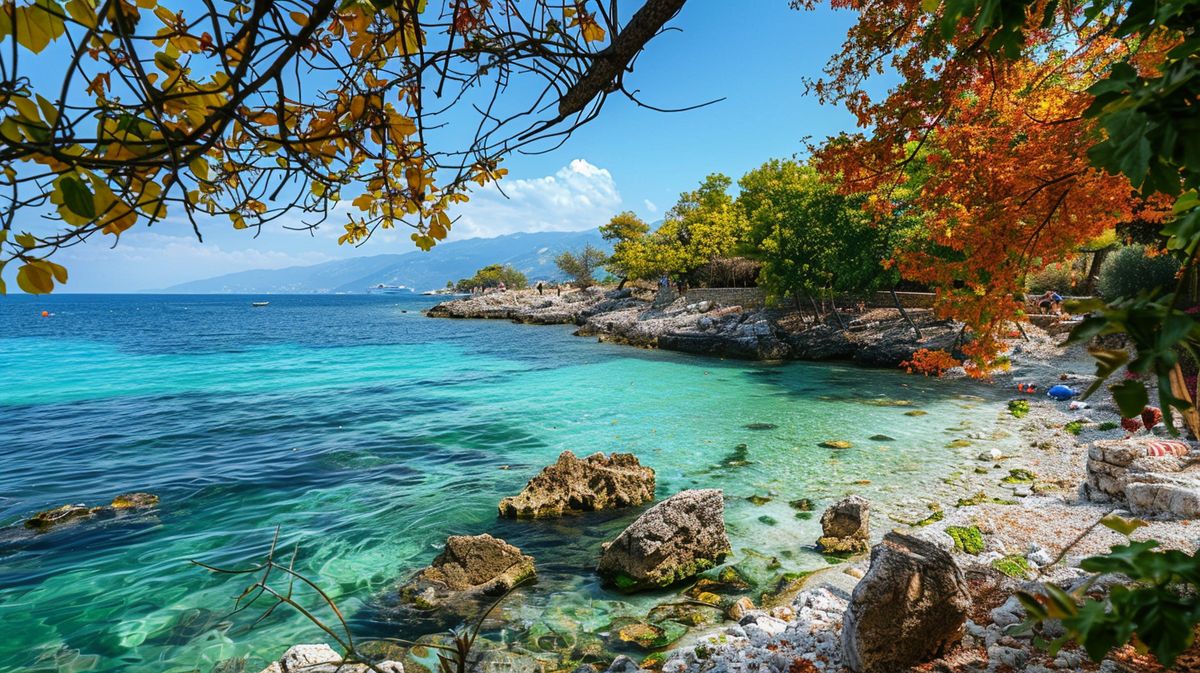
[{"xmin": 0, "ymin": 294, "xmax": 1016, "ymax": 673}]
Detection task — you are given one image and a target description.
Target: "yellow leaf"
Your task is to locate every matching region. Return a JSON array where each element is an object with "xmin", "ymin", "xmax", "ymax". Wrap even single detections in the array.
[
  {"xmin": 289, "ymin": 11, "xmax": 308, "ymax": 26},
  {"xmin": 189, "ymin": 156, "xmax": 209, "ymax": 180},
  {"xmin": 17, "ymin": 262, "xmax": 53, "ymax": 294},
  {"xmin": 65, "ymin": 0, "xmax": 98, "ymax": 28}
]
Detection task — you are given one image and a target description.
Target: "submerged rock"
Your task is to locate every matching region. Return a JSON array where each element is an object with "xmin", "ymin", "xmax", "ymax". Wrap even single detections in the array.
[
  {"xmin": 841, "ymin": 532, "xmax": 971, "ymax": 673},
  {"xmin": 817, "ymin": 496, "xmax": 870, "ymax": 554},
  {"xmin": 498, "ymin": 451, "xmax": 655, "ymax": 518},
  {"xmin": 24, "ymin": 491, "xmax": 160, "ymax": 530},
  {"xmin": 401, "ymin": 534, "xmax": 534, "ymax": 611},
  {"xmin": 597, "ymin": 489, "xmax": 731, "ymax": 592},
  {"xmin": 110, "ymin": 492, "xmax": 160, "ymax": 509},
  {"xmin": 257, "ymin": 643, "xmax": 403, "ymax": 673}
]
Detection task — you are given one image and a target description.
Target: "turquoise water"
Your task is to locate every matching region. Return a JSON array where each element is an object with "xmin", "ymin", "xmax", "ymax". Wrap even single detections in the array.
[{"xmin": 0, "ymin": 294, "xmax": 1017, "ymax": 673}]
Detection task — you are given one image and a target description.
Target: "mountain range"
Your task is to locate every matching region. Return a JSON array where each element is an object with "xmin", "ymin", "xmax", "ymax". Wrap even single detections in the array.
[{"xmin": 162, "ymin": 229, "xmax": 608, "ymax": 294}]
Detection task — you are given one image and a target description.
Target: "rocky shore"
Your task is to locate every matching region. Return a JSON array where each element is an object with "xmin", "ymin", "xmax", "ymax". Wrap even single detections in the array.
[
  {"xmin": 249, "ymin": 291, "xmax": 1200, "ymax": 673},
  {"xmin": 426, "ymin": 287, "xmax": 963, "ymax": 366}
]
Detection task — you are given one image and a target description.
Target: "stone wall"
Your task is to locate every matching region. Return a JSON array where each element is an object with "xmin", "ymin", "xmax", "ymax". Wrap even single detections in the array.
[{"xmin": 683, "ymin": 287, "xmax": 766, "ymax": 308}]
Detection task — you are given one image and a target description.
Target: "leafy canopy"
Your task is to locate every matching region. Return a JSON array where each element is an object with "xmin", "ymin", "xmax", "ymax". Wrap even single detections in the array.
[{"xmin": 0, "ymin": 0, "xmax": 686, "ymax": 293}]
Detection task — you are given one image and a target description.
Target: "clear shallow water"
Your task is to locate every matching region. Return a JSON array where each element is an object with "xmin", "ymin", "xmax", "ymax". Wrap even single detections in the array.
[{"xmin": 0, "ymin": 294, "xmax": 1017, "ymax": 673}]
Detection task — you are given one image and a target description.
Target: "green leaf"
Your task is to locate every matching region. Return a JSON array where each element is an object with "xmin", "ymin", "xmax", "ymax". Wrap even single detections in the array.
[
  {"xmin": 59, "ymin": 175, "xmax": 96, "ymax": 219},
  {"xmin": 1109, "ymin": 379, "xmax": 1150, "ymax": 418}
]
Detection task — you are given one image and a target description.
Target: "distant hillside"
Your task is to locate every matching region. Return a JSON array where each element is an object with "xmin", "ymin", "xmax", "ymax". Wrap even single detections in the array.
[{"xmin": 163, "ymin": 229, "xmax": 608, "ymax": 294}]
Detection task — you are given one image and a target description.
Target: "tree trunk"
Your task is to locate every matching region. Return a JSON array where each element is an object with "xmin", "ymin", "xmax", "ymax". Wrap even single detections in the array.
[
  {"xmin": 617, "ymin": 276, "xmax": 628, "ymax": 290},
  {"xmin": 828, "ymin": 290, "xmax": 847, "ymax": 330},
  {"xmin": 808, "ymin": 294, "xmax": 824, "ymax": 324},
  {"xmin": 1083, "ymin": 248, "xmax": 1110, "ymax": 294},
  {"xmin": 891, "ymin": 287, "xmax": 922, "ymax": 339}
]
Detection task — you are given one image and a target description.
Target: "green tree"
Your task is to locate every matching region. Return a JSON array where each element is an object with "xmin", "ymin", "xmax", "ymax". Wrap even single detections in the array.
[
  {"xmin": 455, "ymin": 264, "xmax": 527, "ymax": 292},
  {"xmin": 555, "ymin": 244, "xmax": 608, "ymax": 288},
  {"xmin": 652, "ymin": 173, "xmax": 747, "ymax": 283},
  {"xmin": 739, "ymin": 159, "xmax": 892, "ymax": 305},
  {"xmin": 600, "ymin": 211, "xmax": 651, "ymax": 285}
]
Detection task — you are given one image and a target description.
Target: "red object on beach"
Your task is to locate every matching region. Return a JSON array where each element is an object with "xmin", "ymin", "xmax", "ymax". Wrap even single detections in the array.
[
  {"xmin": 1141, "ymin": 406, "xmax": 1163, "ymax": 430},
  {"xmin": 1145, "ymin": 440, "xmax": 1190, "ymax": 457},
  {"xmin": 1121, "ymin": 417, "xmax": 1142, "ymax": 433}
]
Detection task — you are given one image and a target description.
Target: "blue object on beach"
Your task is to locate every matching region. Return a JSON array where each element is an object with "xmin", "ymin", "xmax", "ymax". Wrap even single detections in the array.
[{"xmin": 1047, "ymin": 384, "xmax": 1076, "ymax": 401}]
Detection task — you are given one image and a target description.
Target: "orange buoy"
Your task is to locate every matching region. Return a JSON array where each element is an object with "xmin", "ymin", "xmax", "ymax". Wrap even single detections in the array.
[{"xmin": 41, "ymin": 310, "xmax": 49, "ymax": 318}]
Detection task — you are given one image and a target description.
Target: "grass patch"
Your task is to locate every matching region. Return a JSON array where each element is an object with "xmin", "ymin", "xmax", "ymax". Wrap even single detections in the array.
[
  {"xmin": 1098, "ymin": 421, "xmax": 1119, "ymax": 431},
  {"xmin": 1064, "ymin": 420, "xmax": 1085, "ymax": 435},
  {"xmin": 1001, "ymin": 468, "xmax": 1037, "ymax": 484},
  {"xmin": 1008, "ymin": 399, "xmax": 1030, "ymax": 418},
  {"xmin": 946, "ymin": 525, "xmax": 985, "ymax": 554},
  {"xmin": 992, "ymin": 554, "xmax": 1033, "ymax": 578}
]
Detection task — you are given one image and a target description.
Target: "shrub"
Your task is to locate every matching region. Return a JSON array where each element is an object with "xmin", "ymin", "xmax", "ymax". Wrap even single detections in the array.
[
  {"xmin": 455, "ymin": 264, "xmax": 528, "ymax": 291},
  {"xmin": 555, "ymin": 244, "xmax": 608, "ymax": 288},
  {"xmin": 901, "ymin": 348, "xmax": 961, "ymax": 376},
  {"xmin": 1096, "ymin": 244, "xmax": 1180, "ymax": 299},
  {"xmin": 1026, "ymin": 261, "xmax": 1076, "ymax": 294},
  {"xmin": 1064, "ymin": 420, "xmax": 1084, "ymax": 435}
]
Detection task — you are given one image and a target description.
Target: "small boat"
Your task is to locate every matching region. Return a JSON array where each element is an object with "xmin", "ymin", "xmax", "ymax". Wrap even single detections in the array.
[{"xmin": 251, "ymin": 301, "xmax": 270, "ymax": 307}]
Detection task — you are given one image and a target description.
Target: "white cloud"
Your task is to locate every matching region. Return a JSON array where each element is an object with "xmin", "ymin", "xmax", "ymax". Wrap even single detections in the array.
[
  {"xmin": 643, "ymin": 199, "xmax": 658, "ymax": 214},
  {"xmin": 449, "ymin": 159, "xmax": 622, "ymax": 238}
]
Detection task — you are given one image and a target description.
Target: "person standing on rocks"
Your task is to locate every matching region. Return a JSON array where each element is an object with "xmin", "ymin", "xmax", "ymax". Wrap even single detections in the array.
[{"xmin": 537, "ymin": 282, "xmax": 544, "ymax": 296}]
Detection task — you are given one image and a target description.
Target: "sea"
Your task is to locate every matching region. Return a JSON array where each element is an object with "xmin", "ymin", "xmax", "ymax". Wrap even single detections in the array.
[{"xmin": 0, "ymin": 293, "xmax": 1020, "ymax": 673}]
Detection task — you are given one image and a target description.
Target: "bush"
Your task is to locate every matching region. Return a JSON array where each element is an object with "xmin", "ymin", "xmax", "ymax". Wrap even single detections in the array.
[
  {"xmin": 455, "ymin": 264, "xmax": 528, "ymax": 291},
  {"xmin": 1096, "ymin": 245, "xmax": 1180, "ymax": 299},
  {"xmin": 1026, "ymin": 261, "xmax": 1076, "ymax": 294},
  {"xmin": 693, "ymin": 256, "xmax": 761, "ymax": 288}
]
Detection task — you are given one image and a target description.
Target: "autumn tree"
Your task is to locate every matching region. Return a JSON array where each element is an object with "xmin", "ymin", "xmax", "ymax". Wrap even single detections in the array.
[
  {"xmin": 647, "ymin": 173, "xmax": 746, "ymax": 283},
  {"xmin": 805, "ymin": 0, "xmax": 1188, "ymax": 388},
  {"xmin": 555, "ymin": 243, "xmax": 607, "ymax": 287},
  {"xmin": 0, "ymin": 0, "xmax": 688, "ymax": 293}
]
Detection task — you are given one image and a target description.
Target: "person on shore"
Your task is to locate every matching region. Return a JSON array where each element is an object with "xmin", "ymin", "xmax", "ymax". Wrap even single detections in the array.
[
  {"xmin": 537, "ymin": 282, "xmax": 544, "ymax": 296},
  {"xmin": 498, "ymin": 281, "xmax": 506, "ymax": 292},
  {"xmin": 556, "ymin": 284, "xmax": 562, "ymax": 296},
  {"xmin": 1037, "ymin": 290, "xmax": 1063, "ymax": 315}
]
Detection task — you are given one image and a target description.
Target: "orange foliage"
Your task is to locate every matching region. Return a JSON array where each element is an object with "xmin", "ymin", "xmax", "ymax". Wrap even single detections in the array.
[
  {"xmin": 901, "ymin": 348, "xmax": 961, "ymax": 377},
  {"xmin": 811, "ymin": 1, "xmax": 1172, "ymax": 369}
]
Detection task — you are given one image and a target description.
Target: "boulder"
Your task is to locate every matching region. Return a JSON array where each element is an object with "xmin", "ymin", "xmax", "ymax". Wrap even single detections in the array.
[
  {"xmin": 418, "ymin": 534, "xmax": 535, "ymax": 593},
  {"xmin": 257, "ymin": 644, "xmax": 403, "ymax": 673},
  {"xmin": 817, "ymin": 496, "xmax": 870, "ymax": 554},
  {"xmin": 498, "ymin": 451, "xmax": 655, "ymax": 518},
  {"xmin": 1084, "ymin": 439, "xmax": 1200, "ymax": 518},
  {"xmin": 841, "ymin": 532, "xmax": 972, "ymax": 673},
  {"xmin": 597, "ymin": 489, "xmax": 731, "ymax": 592},
  {"xmin": 401, "ymin": 534, "xmax": 534, "ymax": 611}
]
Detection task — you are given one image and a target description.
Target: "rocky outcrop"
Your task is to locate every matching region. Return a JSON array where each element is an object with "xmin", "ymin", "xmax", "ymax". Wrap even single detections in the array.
[
  {"xmin": 24, "ymin": 492, "xmax": 160, "ymax": 530},
  {"xmin": 1084, "ymin": 439, "xmax": 1200, "ymax": 518},
  {"xmin": 428, "ymin": 287, "xmax": 645, "ymax": 324},
  {"xmin": 841, "ymin": 532, "xmax": 972, "ymax": 673},
  {"xmin": 401, "ymin": 534, "xmax": 535, "ymax": 610},
  {"xmin": 498, "ymin": 451, "xmax": 655, "ymax": 518},
  {"xmin": 430, "ymin": 289, "xmax": 967, "ymax": 367},
  {"xmin": 257, "ymin": 643, "xmax": 403, "ymax": 673},
  {"xmin": 597, "ymin": 489, "xmax": 731, "ymax": 592},
  {"xmin": 817, "ymin": 496, "xmax": 870, "ymax": 554}
]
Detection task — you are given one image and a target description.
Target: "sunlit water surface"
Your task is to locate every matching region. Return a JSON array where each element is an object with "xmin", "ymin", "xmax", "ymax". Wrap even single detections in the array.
[{"xmin": 0, "ymin": 294, "xmax": 1018, "ymax": 673}]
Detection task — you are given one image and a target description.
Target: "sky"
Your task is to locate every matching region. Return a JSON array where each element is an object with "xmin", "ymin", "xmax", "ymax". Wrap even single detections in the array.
[{"xmin": 22, "ymin": 2, "xmax": 869, "ymax": 292}]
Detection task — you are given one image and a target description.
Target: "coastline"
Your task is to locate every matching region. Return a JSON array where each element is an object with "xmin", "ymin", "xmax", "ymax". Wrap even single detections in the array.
[{"xmin": 411, "ymin": 286, "xmax": 1200, "ymax": 673}]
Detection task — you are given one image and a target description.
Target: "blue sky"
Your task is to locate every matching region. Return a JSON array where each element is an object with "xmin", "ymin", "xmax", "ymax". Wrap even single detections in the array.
[{"xmin": 35, "ymin": 2, "xmax": 866, "ymax": 292}]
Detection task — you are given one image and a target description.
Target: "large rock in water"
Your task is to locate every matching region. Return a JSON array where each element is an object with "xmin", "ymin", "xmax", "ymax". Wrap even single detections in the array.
[
  {"xmin": 817, "ymin": 496, "xmax": 870, "ymax": 554},
  {"xmin": 498, "ymin": 451, "xmax": 655, "ymax": 518},
  {"xmin": 401, "ymin": 534, "xmax": 535, "ymax": 610},
  {"xmin": 257, "ymin": 643, "xmax": 403, "ymax": 673},
  {"xmin": 596, "ymin": 489, "xmax": 731, "ymax": 592},
  {"xmin": 841, "ymin": 532, "xmax": 972, "ymax": 673}
]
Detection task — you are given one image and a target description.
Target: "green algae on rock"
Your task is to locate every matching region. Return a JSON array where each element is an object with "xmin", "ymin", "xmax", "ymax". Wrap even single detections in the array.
[
  {"xmin": 1001, "ymin": 468, "xmax": 1037, "ymax": 484},
  {"xmin": 945, "ymin": 526, "xmax": 985, "ymax": 554},
  {"xmin": 991, "ymin": 554, "xmax": 1033, "ymax": 578},
  {"xmin": 820, "ymin": 440, "xmax": 854, "ymax": 449},
  {"xmin": 597, "ymin": 489, "xmax": 731, "ymax": 592}
]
